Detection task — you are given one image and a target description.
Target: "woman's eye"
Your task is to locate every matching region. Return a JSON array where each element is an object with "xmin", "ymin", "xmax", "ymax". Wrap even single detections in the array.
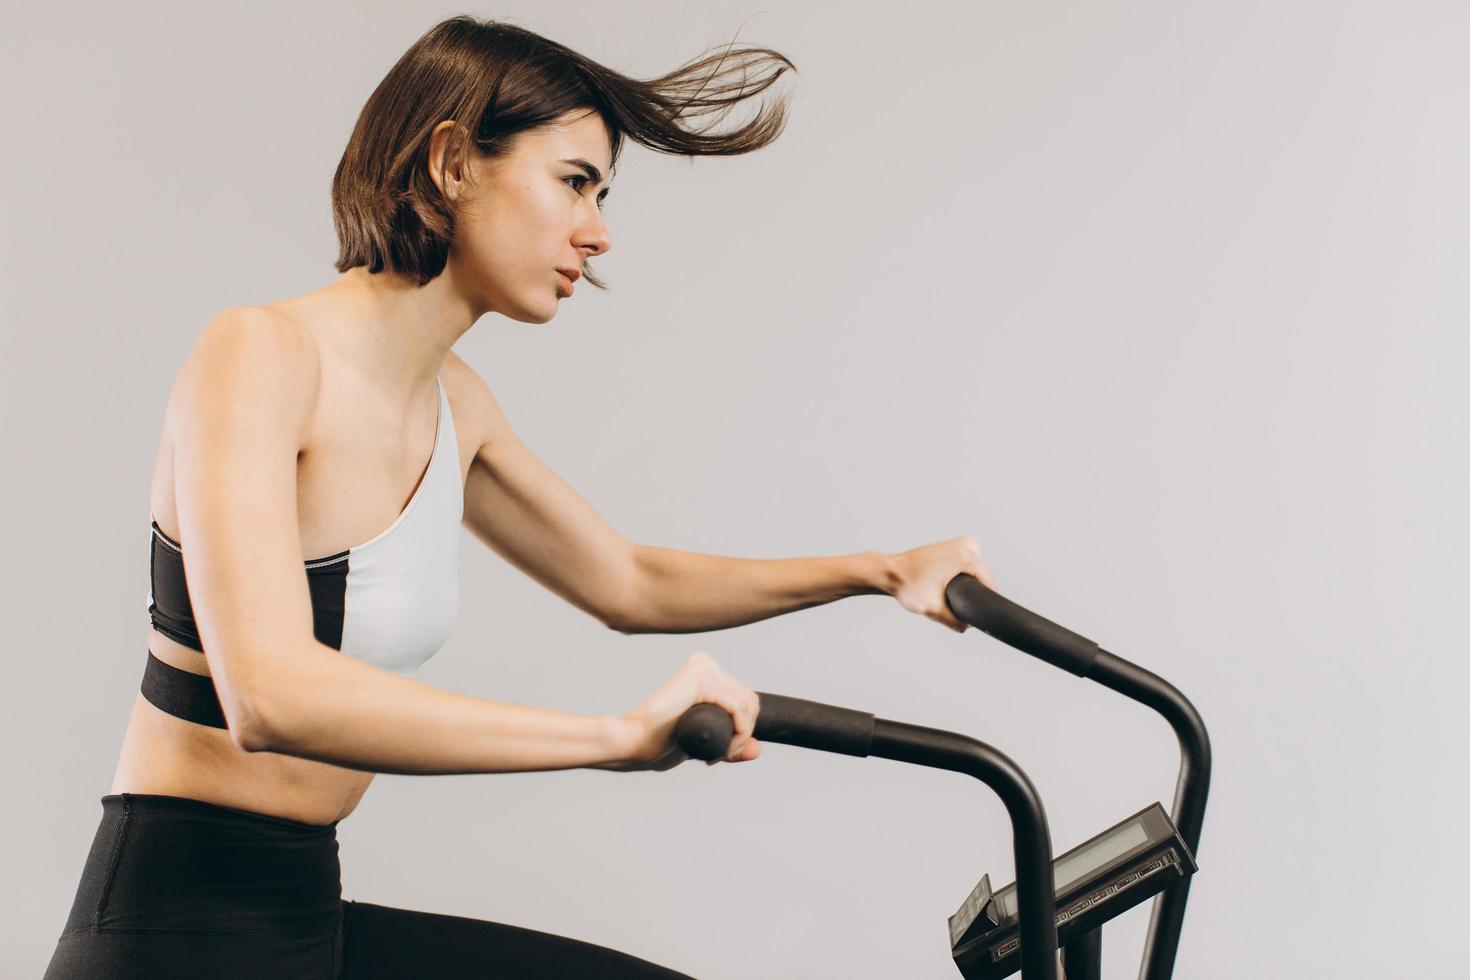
[{"xmin": 564, "ymin": 175, "xmax": 607, "ymax": 210}]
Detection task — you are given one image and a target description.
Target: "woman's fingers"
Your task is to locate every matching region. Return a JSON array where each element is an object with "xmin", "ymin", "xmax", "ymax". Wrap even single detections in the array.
[
  {"xmin": 706, "ymin": 737, "xmax": 763, "ymax": 766},
  {"xmin": 688, "ymin": 652, "xmax": 760, "ymax": 763},
  {"xmin": 889, "ymin": 534, "xmax": 999, "ymax": 633}
]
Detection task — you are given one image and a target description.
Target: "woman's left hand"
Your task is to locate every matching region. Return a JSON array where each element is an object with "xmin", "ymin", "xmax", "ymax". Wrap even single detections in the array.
[{"xmin": 885, "ymin": 535, "xmax": 997, "ymax": 634}]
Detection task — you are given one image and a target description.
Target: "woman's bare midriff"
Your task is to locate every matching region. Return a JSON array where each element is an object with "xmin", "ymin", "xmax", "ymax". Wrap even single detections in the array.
[
  {"xmin": 110, "ymin": 298, "xmax": 474, "ymax": 829},
  {"xmin": 112, "ymin": 634, "xmax": 376, "ymax": 827}
]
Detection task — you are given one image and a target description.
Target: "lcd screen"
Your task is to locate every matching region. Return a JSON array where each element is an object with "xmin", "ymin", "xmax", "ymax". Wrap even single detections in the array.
[{"xmin": 994, "ymin": 820, "xmax": 1151, "ymax": 920}]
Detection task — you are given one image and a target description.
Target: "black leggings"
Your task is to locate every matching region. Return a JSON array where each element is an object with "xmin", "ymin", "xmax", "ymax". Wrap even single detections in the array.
[{"xmin": 44, "ymin": 794, "xmax": 696, "ymax": 979}]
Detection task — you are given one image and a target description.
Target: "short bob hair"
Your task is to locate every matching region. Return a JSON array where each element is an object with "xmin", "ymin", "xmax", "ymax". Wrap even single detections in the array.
[{"xmin": 331, "ymin": 16, "xmax": 796, "ymax": 288}]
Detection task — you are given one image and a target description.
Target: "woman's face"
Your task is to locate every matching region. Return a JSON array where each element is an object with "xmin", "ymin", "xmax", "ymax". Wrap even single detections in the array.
[{"xmin": 436, "ymin": 110, "xmax": 613, "ymax": 323}]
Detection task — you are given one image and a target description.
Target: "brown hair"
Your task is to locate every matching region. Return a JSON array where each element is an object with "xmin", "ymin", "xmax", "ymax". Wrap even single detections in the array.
[{"xmin": 331, "ymin": 16, "xmax": 797, "ymax": 288}]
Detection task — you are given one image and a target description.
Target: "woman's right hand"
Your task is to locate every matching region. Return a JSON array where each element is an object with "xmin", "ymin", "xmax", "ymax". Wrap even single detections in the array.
[{"xmin": 595, "ymin": 652, "xmax": 762, "ymax": 773}]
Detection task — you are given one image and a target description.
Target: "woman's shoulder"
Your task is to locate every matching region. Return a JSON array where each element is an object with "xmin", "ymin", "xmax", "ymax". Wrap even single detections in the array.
[
  {"xmin": 438, "ymin": 347, "xmax": 482, "ymax": 403},
  {"xmin": 437, "ymin": 348, "xmax": 519, "ymax": 454},
  {"xmin": 166, "ymin": 305, "xmax": 323, "ymax": 439},
  {"xmin": 204, "ymin": 304, "xmax": 322, "ymax": 362}
]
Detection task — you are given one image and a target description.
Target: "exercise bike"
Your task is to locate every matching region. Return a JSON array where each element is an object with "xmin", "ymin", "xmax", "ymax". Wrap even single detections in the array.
[{"xmin": 675, "ymin": 574, "xmax": 1211, "ymax": 980}]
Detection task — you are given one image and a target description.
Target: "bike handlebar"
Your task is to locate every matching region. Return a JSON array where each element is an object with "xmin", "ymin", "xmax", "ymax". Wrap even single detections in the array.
[
  {"xmin": 945, "ymin": 573, "xmax": 1101, "ymax": 678},
  {"xmin": 674, "ymin": 692, "xmax": 875, "ymax": 760}
]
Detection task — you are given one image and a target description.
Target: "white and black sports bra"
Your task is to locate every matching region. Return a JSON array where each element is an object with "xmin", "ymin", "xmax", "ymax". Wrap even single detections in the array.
[{"xmin": 141, "ymin": 375, "xmax": 463, "ymax": 729}]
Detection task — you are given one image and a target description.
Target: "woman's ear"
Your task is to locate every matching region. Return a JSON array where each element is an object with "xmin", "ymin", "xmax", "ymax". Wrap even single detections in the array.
[{"xmin": 427, "ymin": 119, "xmax": 465, "ymax": 199}]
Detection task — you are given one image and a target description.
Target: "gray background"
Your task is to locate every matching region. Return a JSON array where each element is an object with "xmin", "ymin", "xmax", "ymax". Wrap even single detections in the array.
[{"xmin": 3, "ymin": 1, "xmax": 1466, "ymax": 977}]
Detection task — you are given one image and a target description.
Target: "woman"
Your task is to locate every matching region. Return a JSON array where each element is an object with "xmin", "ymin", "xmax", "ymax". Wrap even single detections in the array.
[{"xmin": 44, "ymin": 16, "xmax": 995, "ymax": 979}]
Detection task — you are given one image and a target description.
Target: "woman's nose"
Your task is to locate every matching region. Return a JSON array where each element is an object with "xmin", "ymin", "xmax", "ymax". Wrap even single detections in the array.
[{"xmin": 575, "ymin": 209, "xmax": 611, "ymax": 256}]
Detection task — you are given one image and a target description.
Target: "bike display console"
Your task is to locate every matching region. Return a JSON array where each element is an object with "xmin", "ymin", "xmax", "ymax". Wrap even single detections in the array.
[{"xmin": 950, "ymin": 802, "xmax": 1197, "ymax": 980}]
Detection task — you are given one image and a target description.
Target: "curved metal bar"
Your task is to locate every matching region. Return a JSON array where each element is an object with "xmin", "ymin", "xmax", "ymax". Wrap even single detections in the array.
[
  {"xmin": 871, "ymin": 719, "xmax": 1060, "ymax": 980},
  {"xmin": 1091, "ymin": 651, "xmax": 1211, "ymax": 980},
  {"xmin": 946, "ymin": 574, "xmax": 1212, "ymax": 980},
  {"xmin": 675, "ymin": 698, "xmax": 1062, "ymax": 980}
]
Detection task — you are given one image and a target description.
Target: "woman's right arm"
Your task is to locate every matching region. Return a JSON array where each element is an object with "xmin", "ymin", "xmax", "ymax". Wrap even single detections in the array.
[
  {"xmin": 249, "ymin": 641, "xmax": 758, "ymax": 775},
  {"xmin": 247, "ymin": 636, "xmax": 653, "ymax": 775},
  {"xmin": 169, "ymin": 308, "xmax": 760, "ymax": 775}
]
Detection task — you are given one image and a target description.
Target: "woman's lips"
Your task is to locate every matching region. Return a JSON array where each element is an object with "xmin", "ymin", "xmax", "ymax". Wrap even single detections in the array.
[{"xmin": 556, "ymin": 271, "xmax": 575, "ymax": 297}]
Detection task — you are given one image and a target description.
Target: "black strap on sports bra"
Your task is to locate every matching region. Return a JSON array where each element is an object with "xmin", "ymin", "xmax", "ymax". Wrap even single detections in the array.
[{"xmin": 140, "ymin": 651, "xmax": 229, "ymax": 730}]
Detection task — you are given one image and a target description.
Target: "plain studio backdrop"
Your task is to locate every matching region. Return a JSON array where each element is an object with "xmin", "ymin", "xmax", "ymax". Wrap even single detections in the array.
[{"xmin": 3, "ymin": 1, "xmax": 1465, "ymax": 977}]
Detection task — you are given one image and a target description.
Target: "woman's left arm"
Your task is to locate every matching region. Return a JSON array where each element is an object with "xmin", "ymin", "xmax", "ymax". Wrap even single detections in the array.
[
  {"xmin": 622, "ymin": 535, "xmax": 995, "ymax": 635},
  {"xmin": 450, "ymin": 354, "xmax": 994, "ymax": 637}
]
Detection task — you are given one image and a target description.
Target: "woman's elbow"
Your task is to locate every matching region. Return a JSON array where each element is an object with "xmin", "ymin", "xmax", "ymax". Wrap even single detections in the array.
[
  {"xmin": 216, "ymin": 674, "xmax": 280, "ymax": 752},
  {"xmin": 226, "ymin": 698, "xmax": 276, "ymax": 752}
]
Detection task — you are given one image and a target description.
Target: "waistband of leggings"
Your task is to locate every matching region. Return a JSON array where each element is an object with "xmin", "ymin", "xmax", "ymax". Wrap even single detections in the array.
[{"xmin": 102, "ymin": 792, "xmax": 341, "ymax": 833}]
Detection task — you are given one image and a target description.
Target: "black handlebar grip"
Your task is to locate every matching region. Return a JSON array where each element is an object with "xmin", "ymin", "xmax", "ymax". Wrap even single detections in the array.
[
  {"xmin": 673, "ymin": 693, "xmax": 877, "ymax": 761},
  {"xmin": 945, "ymin": 573, "xmax": 1101, "ymax": 678},
  {"xmin": 673, "ymin": 703, "xmax": 735, "ymax": 761}
]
